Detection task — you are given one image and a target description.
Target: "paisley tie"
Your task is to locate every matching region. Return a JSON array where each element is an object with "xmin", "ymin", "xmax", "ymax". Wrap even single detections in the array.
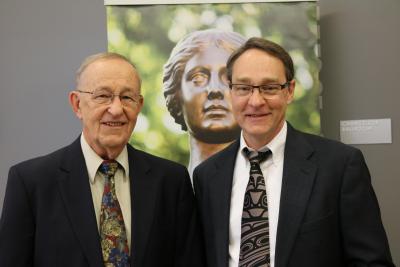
[{"xmin": 99, "ymin": 160, "xmax": 130, "ymax": 267}]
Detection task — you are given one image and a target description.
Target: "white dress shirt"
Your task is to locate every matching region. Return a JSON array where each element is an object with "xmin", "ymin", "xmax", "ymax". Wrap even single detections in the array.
[
  {"xmin": 229, "ymin": 122, "xmax": 287, "ymax": 267},
  {"xmin": 80, "ymin": 134, "xmax": 132, "ymax": 250}
]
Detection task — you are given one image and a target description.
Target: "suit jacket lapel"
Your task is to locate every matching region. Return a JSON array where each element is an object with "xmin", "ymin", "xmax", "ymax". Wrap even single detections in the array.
[
  {"xmin": 275, "ymin": 124, "xmax": 317, "ymax": 267},
  {"xmin": 57, "ymin": 137, "xmax": 103, "ymax": 266},
  {"xmin": 127, "ymin": 146, "xmax": 157, "ymax": 267},
  {"xmin": 208, "ymin": 140, "xmax": 240, "ymax": 267},
  {"xmin": 56, "ymin": 140, "xmax": 158, "ymax": 266}
]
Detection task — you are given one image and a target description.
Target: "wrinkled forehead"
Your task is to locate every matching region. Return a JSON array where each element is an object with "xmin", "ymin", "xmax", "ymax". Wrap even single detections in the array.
[{"xmin": 77, "ymin": 58, "xmax": 141, "ymax": 90}]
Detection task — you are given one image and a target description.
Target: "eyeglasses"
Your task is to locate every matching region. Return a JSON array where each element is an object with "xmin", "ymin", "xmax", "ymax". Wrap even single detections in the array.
[
  {"xmin": 76, "ymin": 89, "xmax": 142, "ymax": 107},
  {"xmin": 229, "ymin": 81, "xmax": 290, "ymax": 99}
]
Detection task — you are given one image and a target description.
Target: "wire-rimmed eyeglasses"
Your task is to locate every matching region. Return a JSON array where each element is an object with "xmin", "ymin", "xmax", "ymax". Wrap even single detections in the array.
[
  {"xmin": 76, "ymin": 89, "xmax": 142, "ymax": 107},
  {"xmin": 229, "ymin": 81, "xmax": 290, "ymax": 99}
]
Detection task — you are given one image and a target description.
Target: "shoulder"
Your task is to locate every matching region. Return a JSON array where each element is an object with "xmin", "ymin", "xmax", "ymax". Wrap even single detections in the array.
[
  {"xmin": 196, "ymin": 140, "xmax": 238, "ymax": 172},
  {"xmin": 6, "ymin": 142, "xmax": 77, "ymax": 193},
  {"xmin": 128, "ymin": 146, "xmax": 193, "ymax": 194},
  {"xmin": 289, "ymin": 124, "xmax": 360, "ymax": 156},
  {"xmin": 288, "ymin": 126, "xmax": 366, "ymax": 171},
  {"xmin": 130, "ymin": 146, "xmax": 185, "ymax": 169},
  {"xmin": 127, "ymin": 145, "xmax": 189, "ymax": 179},
  {"xmin": 9, "ymin": 144, "xmax": 70, "ymax": 176},
  {"xmin": 302, "ymin": 131, "xmax": 359, "ymax": 155}
]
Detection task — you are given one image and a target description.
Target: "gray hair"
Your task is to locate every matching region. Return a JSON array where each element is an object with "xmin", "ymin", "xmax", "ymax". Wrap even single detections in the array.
[{"xmin": 76, "ymin": 52, "xmax": 142, "ymax": 88}]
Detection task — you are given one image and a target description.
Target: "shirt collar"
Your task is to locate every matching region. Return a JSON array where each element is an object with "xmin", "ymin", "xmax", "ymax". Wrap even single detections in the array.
[
  {"xmin": 239, "ymin": 121, "xmax": 287, "ymax": 165},
  {"xmin": 80, "ymin": 134, "xmax": 129, "ymax": 184}
]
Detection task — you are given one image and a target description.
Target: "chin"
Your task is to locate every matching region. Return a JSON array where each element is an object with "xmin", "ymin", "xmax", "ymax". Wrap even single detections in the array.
[
  {"xmin": 99, "ymin": 137, "xmax": 129, "ymax": 149},
  {"xmin": 205, "ymin": 124, "xmax": 237, "ymax": 132},
  {"xmin": 202, "ymin": 119, "xmax": 238, "ymax": 129}
]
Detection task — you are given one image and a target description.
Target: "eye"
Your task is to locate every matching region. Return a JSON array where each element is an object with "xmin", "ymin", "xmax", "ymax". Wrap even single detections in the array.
[
  {"xmin": 190, "ymin": 72, "xmax": 209, "ymax": 87},
  {"xmin": 231, "ymin": 84, "xmax": 252, "ymax": 96},
  {"xmin": 235, "ymin": 85, "xmax": 251, "ymax": 91},
  {"xmin": 120, "ymin": 95, "xmax": 135, "ymax": 102},
  {"xmin": 260, "ymin": 84, "xmax": 280, "ymax": 94},
  {"xmin": 94, "ymin": 91, "xmax": 112, "ymax": 99}
]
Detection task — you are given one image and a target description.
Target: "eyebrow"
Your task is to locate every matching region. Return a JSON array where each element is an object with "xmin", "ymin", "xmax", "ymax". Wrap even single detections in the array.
[
  {"xmin": 233, "ymin": 77, "xmax": 280, "ymax": 84},
  {"xmin": 94, "ymin": 86, "xmax": 136, "ymax": 93}
]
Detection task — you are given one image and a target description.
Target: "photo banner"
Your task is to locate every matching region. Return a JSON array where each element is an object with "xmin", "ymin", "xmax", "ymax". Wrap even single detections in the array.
[{"xmin": 106, "ymin": 1, "xmax": 320, "ymax": 173}]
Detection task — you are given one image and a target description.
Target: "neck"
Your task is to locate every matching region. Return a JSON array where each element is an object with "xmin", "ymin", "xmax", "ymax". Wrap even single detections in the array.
[
  {"xmin": 188, "ymin": 136, "xmax": 235, "ymax": 176},
  {"xmin": 91, "ymin": 143, "xmax": 123, "ymax": 160},
  {"xmin": 81, "ymin": 132, "xmax": 125, "ymax": 160},
  {"xmin": 100, "ymin": 149, "xmax": 123, "ymax": 160},
  {"xmin": 243, "ymin": 135, "xmax": 269, "ymax": 150},
  {"xmin": 243, "ymin": 121, "xmax": 285, "ymax": 150}
]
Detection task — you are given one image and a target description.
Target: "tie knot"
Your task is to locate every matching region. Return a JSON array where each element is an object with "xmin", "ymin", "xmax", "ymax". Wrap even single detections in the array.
[
  {"xmin": 243, "ymin": 147, "xmax": 271, "ymax": 164},
  {"xmin": 99, "ymin": 160, "xmax": 119, "ymax": 177}
]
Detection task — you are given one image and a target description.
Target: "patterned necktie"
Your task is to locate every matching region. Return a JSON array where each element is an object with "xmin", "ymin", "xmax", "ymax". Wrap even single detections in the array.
[
  {"xmin": 99, "ymin": 160, "xmax": 130, "ymax": 267},
  {"xmin": 239, "ymin": 148, "xmax": 272, "ymax": 267}
]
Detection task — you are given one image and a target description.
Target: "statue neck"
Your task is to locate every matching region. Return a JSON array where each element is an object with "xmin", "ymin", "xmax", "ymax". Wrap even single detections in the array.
[{"xmin": 187, "ymin": 136, "xmax": 235, "ymax": 177}]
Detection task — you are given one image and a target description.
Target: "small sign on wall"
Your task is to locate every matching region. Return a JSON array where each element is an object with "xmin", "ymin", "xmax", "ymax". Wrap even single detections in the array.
[{"xmin": 340, "ymin": 118, "xmax": 392, "ymax": 145}]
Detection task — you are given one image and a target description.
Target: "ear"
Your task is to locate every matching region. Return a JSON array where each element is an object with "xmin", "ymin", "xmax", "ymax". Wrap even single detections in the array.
[
  {"xmin": 69, "ymin": 90, "xmax": 83, "ymax": 119},
  {"xmin": 286, "ymin": 80, "xmax": 296, "ymax": 104},
  {"xmin": 136, "ymin": 95, "xmax": 144, "ymax": 112}
]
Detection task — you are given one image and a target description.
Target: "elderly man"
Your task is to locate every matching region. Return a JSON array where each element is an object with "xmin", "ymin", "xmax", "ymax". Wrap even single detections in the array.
[
  {"xmin": 163, "ymin": 29, "xmax": 246, "ymax": 176},
  {"xmin": 193, "ymin": 37, "xmax": 394, "ymax": 267},
  {"xmin": 0, "ymin": 53, "xmax": 204, "ymax": 267}
]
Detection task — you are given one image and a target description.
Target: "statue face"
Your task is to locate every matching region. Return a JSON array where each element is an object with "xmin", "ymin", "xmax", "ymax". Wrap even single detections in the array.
[{"xmin": 180, "ymin": 45, "xmax": 240, "ymax": 143}]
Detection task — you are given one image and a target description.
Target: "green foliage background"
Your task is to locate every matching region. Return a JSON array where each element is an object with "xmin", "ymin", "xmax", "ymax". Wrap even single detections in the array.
[{"xmin": 107, "ymin": 2, "xmax": 320, "ymax": 166}]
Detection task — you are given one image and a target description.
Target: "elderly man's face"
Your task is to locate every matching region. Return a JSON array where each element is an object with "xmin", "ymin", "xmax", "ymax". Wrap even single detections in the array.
[
  {"xmin": 70, "ymin": 58, "xmax": 143, "ymax": 158},
  {"xmin": 180, "ymin": 45, "xmax": 239, "ymax": 143}
]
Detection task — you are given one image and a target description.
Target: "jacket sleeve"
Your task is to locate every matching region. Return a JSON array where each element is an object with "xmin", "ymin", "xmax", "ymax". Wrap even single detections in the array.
[
  {"xmin": 340, "ymin": 149, "xmax": 395, "ymax": 266},
  {"xmin": 0, "ymin": 166, "xmax": 35, "ymax": 266}
]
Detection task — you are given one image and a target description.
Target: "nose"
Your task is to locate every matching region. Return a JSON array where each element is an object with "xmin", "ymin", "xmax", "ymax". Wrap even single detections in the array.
[
  {"xmin": 207, "ymin": 89, "xmax": 224, "ymax": 100},
  {"xmin": 207, "ymin": 72, "xmax": 228, "ymax": 100},
  {"xmin": 107, "ymin": 96, "xmax": 124, "ymax": 116},
  {"xmin": 247, "ymin": 88, "xmax": 266, "ymax": 107}
]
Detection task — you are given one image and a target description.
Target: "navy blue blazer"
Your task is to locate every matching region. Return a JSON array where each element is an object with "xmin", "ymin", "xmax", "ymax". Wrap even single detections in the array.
[
  {"xmin": 193, "ymin": 123, "xmax": 394, "ymax": 267},
  {"xmin": 0, "ymin": 137, "xmax": 204, "ymax": 267}
]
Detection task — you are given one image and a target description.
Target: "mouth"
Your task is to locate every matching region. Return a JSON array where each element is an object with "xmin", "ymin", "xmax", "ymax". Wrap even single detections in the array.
[
  {"xmin": 245, "ymin": 113, "xmax": 269, "ymax": 118},
  {"xmin": 101, "ymin": 121, "xmax": 126, "ymax": 127},
  {"xmin": 203, "ymin": 105, "xmax": 229, "ymax": 118},
  {"xmin": 204, "ymin": 105, "xmax": 229, "ymax": 113}
]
